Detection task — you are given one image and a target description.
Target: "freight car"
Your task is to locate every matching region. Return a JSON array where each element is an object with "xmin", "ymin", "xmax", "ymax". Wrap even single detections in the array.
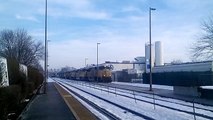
[
  {"xmin": 59, "ymin": 64, "xmax": 113, "ymax": 83},
  {"xmin": 143, "ymin": 61, "xmax": 213, "ymax": 86}
]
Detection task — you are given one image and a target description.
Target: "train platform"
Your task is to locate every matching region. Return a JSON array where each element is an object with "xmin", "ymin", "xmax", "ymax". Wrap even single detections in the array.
[{"xmin": 19, "ymin": 82, "xmax": 97, "ymax": 120}]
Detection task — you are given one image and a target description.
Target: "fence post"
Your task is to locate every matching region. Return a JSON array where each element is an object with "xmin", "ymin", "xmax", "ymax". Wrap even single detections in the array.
[
  {"xmin": 193, "ymin": 98, "xmax": 196, "ymax": 120},
  {"xmin": 100, "ymin": 84, "xmax": 102, "ymax": 92},
  {"xmin": 133, "ymin": 91, "xmax": 136, "ymax": 103},
  {"xmin": 115, "ymin": 87, "xmax": 117, "ymax": 96},
  {"xmin": 153, "ymin": 91, "xmax": 156, "ymax": 109}
]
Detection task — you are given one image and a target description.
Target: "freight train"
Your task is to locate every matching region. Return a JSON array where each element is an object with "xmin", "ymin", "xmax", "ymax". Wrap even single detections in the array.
[
  {"xmin": 58, "ymin": 64, "xmax": 113, "ymax": 83},
  {"xmin": 143, "ymin": 61, "xmax": 213, "ymax": 86}
]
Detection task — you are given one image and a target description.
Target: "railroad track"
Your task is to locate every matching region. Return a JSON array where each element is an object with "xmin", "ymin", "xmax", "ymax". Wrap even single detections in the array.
[
  {"xmin": 55, "ymin": 79, "xmax": 155, "ymax": 120},
  {"xmin": 95, "ymin": 83, "xmax": 213, "ymax": 113},
  {"xmin": 91, "ymin": 83, "xmax": 213, "ymax": 119},
  {"xmin": 55, "ymin": 78, "xmax": 213, "ymax": 120}
]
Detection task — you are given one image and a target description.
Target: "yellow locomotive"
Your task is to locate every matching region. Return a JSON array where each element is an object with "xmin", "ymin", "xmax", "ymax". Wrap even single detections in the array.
[{"xmin": 59, "ymin": 65, "xmax": 113, "ymax": 83}]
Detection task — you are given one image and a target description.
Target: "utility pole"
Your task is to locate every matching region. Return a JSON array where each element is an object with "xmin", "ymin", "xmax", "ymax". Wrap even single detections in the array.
[
  {"xmin": 97, "ymin": 43, "xmax": 100, "ymax": 82},
  {"xmin": 47, "ymin": 40, "xmax": 50, "ymax": 79},
  {"xmin": 149, "ymin": 7, "xmax": 156, "ymax": 91},
  {"xmin": 44, "ymin": 0, "xmax": 48, "ymax": 94}
]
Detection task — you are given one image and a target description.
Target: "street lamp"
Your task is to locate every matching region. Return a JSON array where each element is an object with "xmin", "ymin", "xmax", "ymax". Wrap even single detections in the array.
[
  {"xmin": 97, "ymin": 43, "xmax": 100, "ymax": 82},
  {"xmin": 47, "ymin": 40, "xmax": 50, "ymax": 79},
  {"xmin": 44, "ymin": 0, "xmax": 48, "ymax": 94},
  {"xmin": 85, "ymin": 58, "xmax": 88, "ymax": 67},
  {"xmin": 149, "ymin": 7, "xmax": 156, "ymax": 91}
]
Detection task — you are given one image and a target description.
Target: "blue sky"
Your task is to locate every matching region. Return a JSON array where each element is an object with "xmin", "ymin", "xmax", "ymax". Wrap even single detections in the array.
[{"xmin": 1, "ymin": 0, "xmax": 213, "ymax": 68}]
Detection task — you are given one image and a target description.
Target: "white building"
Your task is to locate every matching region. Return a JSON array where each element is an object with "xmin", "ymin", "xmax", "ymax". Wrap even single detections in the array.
[
  {"xmin": 145, "ymin": 43, "xmax": 155, "ymax": 73},
  {"xmin": 155, "ymin": 41, "xmax": 164, "ymax": 66},
  {"xmin": 133, "ymin": 56, "xmax": 146, "ymax": 72},
  {"xmin": 0, "ymin": 57, "xmax": 9, "ymax": 87},
  {"xmin": 103, "ymin": 59, "xmax": 145, "ymax": 82},
  {"xmin": 145, "ymin": 41, "xmax": 164, "ymax": 73},
  {"xmin": 103, "ymin": 61, "xmax": 134, "ymax": 72}
]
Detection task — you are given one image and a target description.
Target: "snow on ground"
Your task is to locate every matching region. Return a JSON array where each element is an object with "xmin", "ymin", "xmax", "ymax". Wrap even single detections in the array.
[
  {"xmin": 53, "ymin": 78, "xmax": 213, "ymax": 120},
  {"xmin": 47, "ymin": 77, "xmax": 54, "ymax": 82},
  {"xmin": 112, "ymin": 82, "xmax": 173, "ymax": 90},
  {"xmin": 112, "ymin": 87, "xmax": 213, "ymax": 112},
  {"xmin": 200, "ymin": 86, "xmax": 213, "ymax": 89}
]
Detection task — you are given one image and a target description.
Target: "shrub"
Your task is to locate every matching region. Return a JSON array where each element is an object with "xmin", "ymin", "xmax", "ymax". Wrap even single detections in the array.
[
  {"xmin": 26, "ymin": 81, "xmax": 35, "ymax": 95},
  {"xmin": 28, "ymin": 66, "xmax": 43, "ymax": 89},
  {"xmin": 0, "ymin": 85, "xmax": 21, "ymax": 120},
  {"xmin": 6, "ymin": 59, "xmax": 29, "ymax": 97},
  {"xmin": 0, "ymin": 58, "xmax": 44, "ymax": 120}
]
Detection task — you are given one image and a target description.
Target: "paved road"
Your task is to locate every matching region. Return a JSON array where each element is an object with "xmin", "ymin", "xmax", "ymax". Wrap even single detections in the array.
[{"xmin": 20, "ymin": 82, "xmax": 76, "ymax": 120}]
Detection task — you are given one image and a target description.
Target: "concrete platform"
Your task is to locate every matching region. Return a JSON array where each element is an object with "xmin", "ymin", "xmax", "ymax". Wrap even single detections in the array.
[
  {"xmin": 54, "ymin": 83, "xmax": 98, "ymax": 120},
  {"xmin": 19, "ymin": 82, "xmax": 98, "ymax": 120},
  {"xmin": 19, "ymin": 82, "xmax": 76, "ymax": 120}
]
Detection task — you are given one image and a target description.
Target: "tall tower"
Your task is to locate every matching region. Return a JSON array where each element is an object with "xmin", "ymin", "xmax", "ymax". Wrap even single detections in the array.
[
  {"xmin": 155, "ymin": 41, "xmax": 163, "ymax": 66},
  {"xmin": 145, "ymin": 43, "xmax": 154, "ymax": 73}
]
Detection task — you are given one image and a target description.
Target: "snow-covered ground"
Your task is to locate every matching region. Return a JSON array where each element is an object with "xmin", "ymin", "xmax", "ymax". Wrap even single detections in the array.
[
  {"xmin": 47, "ymin": 77, "xmax": 54, "ymax": 82},
  {"xmin": 53, "ymin": 78, "xmax": 213, "ymax": 120},
  {"xmin": 114, "ymin": 81, "xmax": 213, "ymax": 90},
  {"xmin": 112, "ymin": 82, "xmax": 173, "ymax": 90},
  {"xmin": 200, "ymin": 86, "xmax": 213, "ymax": 89}
]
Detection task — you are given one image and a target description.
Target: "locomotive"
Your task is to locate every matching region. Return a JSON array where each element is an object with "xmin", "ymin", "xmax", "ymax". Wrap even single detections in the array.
[{"xmin": 58, "ymin": 64, "xmax": 113, "ymax": 83}]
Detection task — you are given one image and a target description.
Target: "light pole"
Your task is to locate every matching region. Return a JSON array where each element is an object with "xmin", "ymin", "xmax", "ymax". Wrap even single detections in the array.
[
  {"xmin": 47, "ymin": 40, "xmax": 50, "ymax": 79},
  {"xmin": 44, "ymin": 0, "xmax": 48, "ymax": 94},
  {"xmin": 97, "ymin": 43, "xmax": 100, "ymax": 82},
  {"xmin": 149, "ymin": 7, "xmax": 156, "ymax": 91},
  {"xmin": 85, "ymin": 58, "xmax": 88, "ymax": 67}
]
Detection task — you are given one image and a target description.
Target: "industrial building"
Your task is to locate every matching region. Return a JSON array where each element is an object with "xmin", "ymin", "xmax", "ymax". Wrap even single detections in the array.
[
  {"xmin": 100, "ymin": 41, "xmax": 163, "ymax": 82},
  {"xmin": 142, "ymin": 41, "xmax": 213, "ymax": 97},
  {"xmin": 102, "ymin": 59, "xmax": 145, "ymax": 82},
  {"xmin": 55, "ymin": 40, "xmax": 212, "ymax": 97},
  {"xmin": 103, "ymin": 41, "xmax": 212, "ymax": 97},
  {"xmin": 143, "ymin": 61, "xmax": 213, "ymax": 96},
  {"xmin": 145, "ymin": 41, "xmax": 164, "ymax": 73}
]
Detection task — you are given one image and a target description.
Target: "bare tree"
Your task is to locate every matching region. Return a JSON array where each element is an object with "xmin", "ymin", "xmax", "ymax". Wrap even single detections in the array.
[
  {"xmin": 0, "ymin": 29, "xmax": 44, "ymax": 67},
  {"xmin": 191, "ymin": 16, "xmax": 213, "ymax": 60}
]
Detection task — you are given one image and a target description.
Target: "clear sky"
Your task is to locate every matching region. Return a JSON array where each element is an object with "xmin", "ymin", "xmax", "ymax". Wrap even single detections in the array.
[{"xmin": 1, "ymin": 0, "xmax": 213, "ymax": 69}]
